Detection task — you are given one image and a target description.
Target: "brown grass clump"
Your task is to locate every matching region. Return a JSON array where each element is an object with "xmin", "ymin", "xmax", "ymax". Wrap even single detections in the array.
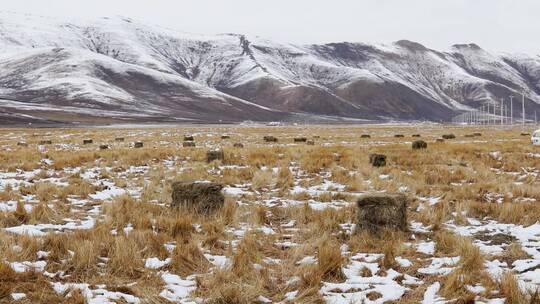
[
  {"xmin": 42, "ymin": 233, "xmax": 70, "ymax": 262},
  {"xmin": 68, "ymin": 240, "xmax": 99, "ymax": 278},
  {"xmin": 196, "ymin": 269, "xmax": 257, "ymax": 304},
  {"xmin": 434, "ymin": 230, "xmax": 461, "ymax": 255},
  {"xmin": 276, "ymin": 165, "xmax": 294, "ymax": 190},
  {"xmin": 317, "ymin": 236, "xmax": 346, "ymax": 282},
  {"xmin": 348, "ymin": 229, "xmax": 405, "ymax": 256},
  {"xmin": 251, "ymin": 170, "xmax": 274, "ymax": 190},
  {"xmin": 164, "ymin": 213, "xmax": 195, "ymax": 240},
  {"xmin": 231, "ymin": 234, "xmax": 262, "ymax": 277},
  {"xmin": 205, "ymin": 282, "xmax": 250, "ymax": 304},
  {"xmin": 29, "ymin": 203, "xmax": 58, "ymax": 224},
  {"xmin": 107, "ymin": 236, "xmax": 144, "ymax": 279},
  {"xmin": 296, "ymin": 266, "xmax": 325, "ymax": 303},
  {"xmin": 219, "ymin": 198, "xmax": 237, "ymax": 226},
  {"xmin": 12, "ymin": 201, "xmax": 29, "ymax": 224},
  {"xmin": 0, "ymin": 258, "xmax": 18, "ymax": 285},
  {"xmin": 441, "ymin": 237, "xmax": 493, "ymax": 299},
  {"xmin": 170, "ymin": 240, "xmax": 211, "ymax": 277},
  {"xmin": 499, "ymin": 272, "xmax": 528, "ymax": 304},
  {"xmin": 300, "ymin": 148, "xmax": 335, "ymax": 173}
]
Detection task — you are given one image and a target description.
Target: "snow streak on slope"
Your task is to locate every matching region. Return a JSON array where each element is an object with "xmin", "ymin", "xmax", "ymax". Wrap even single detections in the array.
[{"xmin": 0, "ymin": 11, "xmax": 539, "ymax": 124}]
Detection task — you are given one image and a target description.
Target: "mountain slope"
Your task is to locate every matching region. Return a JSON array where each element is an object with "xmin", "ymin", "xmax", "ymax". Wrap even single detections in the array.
[{"xmin": 0, "ymin": 12, "xmax": 539, "ymax": 124}]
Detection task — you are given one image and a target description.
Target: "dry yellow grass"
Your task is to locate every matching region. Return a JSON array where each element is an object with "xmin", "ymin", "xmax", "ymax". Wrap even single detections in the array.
[{"xmin": 0, "ymin": 124, "xmax": 539, "ymax": 302}]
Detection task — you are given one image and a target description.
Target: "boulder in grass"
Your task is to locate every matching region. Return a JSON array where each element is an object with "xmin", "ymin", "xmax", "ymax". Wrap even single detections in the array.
[
  {"xmin": 361, "ymin": 134, "xmax": 371, "ymax": 138},
  {"xmin": 183, "ymin": 142, "xmax": 196, "ymax": 147},
  {"xmin": 115, "ymin": 137, "xmax": 125, "ymax": 142},
  {"xmin": 473, "ymin": 133, "xmax": 482, "ymax": 137},
  {"xmin": 464, "ymin": 134, "xmax": 474, "ymax": 138},
  {"xmin": 221, "ymin": 135, "xmax": 230, "ymax": 140},
  {"xmin": 39, "ymin": 140, "xmax": 52, "ymax": 145},
  {"xmin": 313, "ymin": 135, "xmax": 321, "ymax": 139},
  {"xmin": 134, "ymin": 141, "xmax": 144, "ymax": 148},
  {"xmin": 412, "ymin": 140, "xmax": 427, "ymax": 150},
  {"xmin": 17, "ymin": 142, "xmax": 28, "ymax": 147},
  {"xmin": 521, "ymin": 133, "xmax": 531, "ymax": 136},
  {"xmin": 83, "ymin": 139, "xmax": 93, "ymax": 145},
  {"xmin": 306, "ymin": 140, "xmax": 315, "ymax": 145},
  {"xmin": 442, "ymin": 134, "xmax": 456, "ymax": 139},
  {"xmin": 294, "ymin": 137, "xmax": 307, "ymax": 143},
  {"xmin": 355, "ymin": 193, "xmax": 408, "ymax": 235},
  {"xmin": 206, "ymin": 149, "xmax": 224, "ymax": 163},
  {"xmin": 99, "ymin": 145, "xmax": 110, "ymax": 150},
  {"xmin": 171, "ymin": 181, "xmax": 224, "ymax": 214},
  {"xmin": 412, "ymin": 134, "xmax": 421, "ymax": 138},
  {"xmin": 369, "ymin": 153, "xmax": 386, "ymax": 167},
  {"xmin": 263, "ymin": 136, "xmax": 278, "ymax": 143},
  {"xmin": 233, "ymin": 143, "xmax": 244, "ymax": 148},
  {"xmin": 184, "ymin": 135, "xmax": 194, "ymax": 141}
]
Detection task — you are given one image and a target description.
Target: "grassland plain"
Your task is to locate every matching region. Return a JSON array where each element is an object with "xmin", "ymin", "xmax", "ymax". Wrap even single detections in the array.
[{"xmin": 1, "ymin": 124, "xmax": 540, "ymax": 303}]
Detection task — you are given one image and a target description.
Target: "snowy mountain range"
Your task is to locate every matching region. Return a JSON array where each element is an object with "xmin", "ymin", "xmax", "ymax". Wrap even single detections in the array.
[{"xmin": 1, "ymin": 11, "xmax": 540, "ymax": 125}]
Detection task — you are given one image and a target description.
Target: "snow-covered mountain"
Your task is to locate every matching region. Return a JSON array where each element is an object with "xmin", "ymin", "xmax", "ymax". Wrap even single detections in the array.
[{"xmin": 1, "ymin": 11, "xmax": 540, "ymax": 125}]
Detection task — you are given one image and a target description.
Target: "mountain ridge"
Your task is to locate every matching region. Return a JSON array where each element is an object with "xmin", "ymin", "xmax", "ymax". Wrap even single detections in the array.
[{"xmin": 1, "ymin": 11, "xmax": 539, "ymax": 125}]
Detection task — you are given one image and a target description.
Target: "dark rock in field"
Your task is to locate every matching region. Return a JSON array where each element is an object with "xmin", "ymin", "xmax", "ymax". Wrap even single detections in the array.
[
  {"xmin": 171, "ymin": 181, "xmax": 224, "ymax": 214},
  {"xmin": 465, "ymin": 134, "xmax": 474, "ymax": 138},
  {"xmin": 17, "ymin": 142, "xmax": 28, "ymax": 147},
  {"xmin": 521, "ymin": 133, "xmax": 531, "ymax": 136},
  {"xmin": 83, "ymin": 139, "xmax": 93, "ymax": 145},
  {"xmin": 361, "ymin": 134, "xmax": 371, "ymax": 138},
  {"xmin": 183, "ymin": 142, "xmax": 196, "ymax": 147},
  {"xmin": 115, "ymin": 137, "xmax": 125, "ymax": 142},
  {"xmin": 99, "ymin": 144, "xmax": 110, "ymax": 150},
  {"xmin": 355, "ymin": 193, "xmax": 408, "ymax": 235},
  {"xmin": 134, "ymin": 141, "xmax": 143, "ymax": 148},
  {"xmin": 39, "ymin": 140, "xmax": 52, "ymax": 145},
  {"xmin": 233, "ymin": 143, "xmax": 244, "ymax": 148},
  {"xmin": 306, "ymin": 140, "xmax": 315, "ymax": 145},
  {"xmin": 412, "ymin": 140, "xmax": 427, "ymax": 150},
  {"xmin": 369, "ymin": 153, "xmax": 386, "ymax": 167},
  {"xmin": 442, "ymin": 134, "xmax": 456, "ymax": 139},
  {"xmin": 221, "ymin": 135, "xmax": 230, "ymax": 139},
  {"xmin": 207, "ymin": 149, "xmax": 224, "ymax": 163},
  {"xmin": 412, "ymin": 134, "xmax": 421, "ymax": 138},
  {"xmin": 294, "ymin": 137, "xmax": 307, "ymax": 142},
  {"xmin": 313, "ymin": 135, "xmax": 320, "ymax": 139},
  {"xmin": 394, "ymin": 134, "xmax": 404, "ymax": 138},
  {"xmin": 473, "ymin": 133, "xmax": 482, "ymax": 137},
  {"xmin": 264, "ymin": 136, "xmax": 278, "ymax": 142},
  {"xmin": 184, "ymin": 135, "xmax": 194, "ymax": 141}
]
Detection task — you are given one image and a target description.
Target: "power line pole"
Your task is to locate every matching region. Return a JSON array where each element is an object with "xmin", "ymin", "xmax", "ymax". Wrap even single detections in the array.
[
  {"xmin": 509, "ymin": 95, "xmax": 514, "ymax": 125},
  {"xmin": 487, "ymin": 103, "xmax": 490, "ymax": 125},
  {"xmin": 480, "ymin": 105, "xmax": 483, "ymax": 125},
  {"xmin": 522, "ymin": 92, "xmax": 526, "ymax": 125},
  {"xmin": 501, "ymin": 98, "xmax": 504, "ymax": 125}
]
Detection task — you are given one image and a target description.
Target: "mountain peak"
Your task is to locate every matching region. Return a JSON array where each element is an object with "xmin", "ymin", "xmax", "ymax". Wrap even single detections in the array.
[
  {"xmin": 394, "ymin": 40, "xmax": 428, "ymax": 52},
  {"xmin": 451, "ymin": 43, "xmax": 483, "ymax": 51}
]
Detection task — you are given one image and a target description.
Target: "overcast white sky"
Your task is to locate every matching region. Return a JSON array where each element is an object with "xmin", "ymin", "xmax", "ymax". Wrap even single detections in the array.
[{"xmin": 2, "ymin": 0, "xmax": 539, "ymax": 53}]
